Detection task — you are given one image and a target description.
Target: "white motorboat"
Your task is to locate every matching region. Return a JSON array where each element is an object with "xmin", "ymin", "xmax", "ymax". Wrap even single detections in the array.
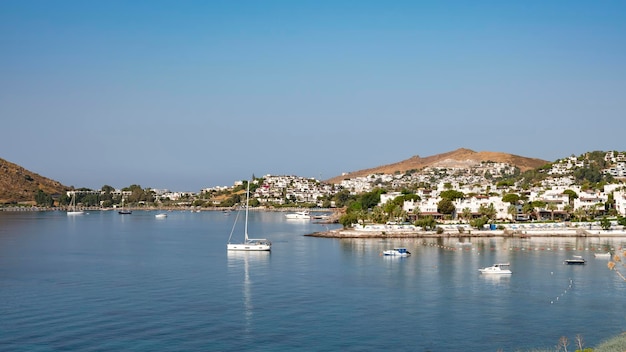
[
  {"xmin": 285, "ymin": 211, "xmax": 311, "ymax": 220},
  {"xmin": 382, "ymin": 248, "xmax": 411, "ymax": 257},
  {"xmin": 478, "ymin": 263, "xmax": 512, "ymax": 274},
  {"xmin": 593, "ymin": 252, "xmax": 611, "ymax": 258},
  {"xmin": 227, "ymin": 180, "xmax": 271, "ymax": 251},
  {"xmin": 564, "ymin": 256, "xmax": 586, "ymax": 265},
  {"xmin": 155, "ymin": 213, "xmax": 168, "ymax": 219}
]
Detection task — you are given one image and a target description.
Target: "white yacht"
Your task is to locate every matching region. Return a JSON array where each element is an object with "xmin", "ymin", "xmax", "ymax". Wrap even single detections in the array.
[{"xmin": 478, "ymin": 263, "xmax": 512, "ymax": 274}]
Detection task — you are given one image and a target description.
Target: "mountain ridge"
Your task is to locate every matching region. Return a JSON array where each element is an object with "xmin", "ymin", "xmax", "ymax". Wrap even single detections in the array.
[{"xmin": 324, "ymin": 148, "xmax": 550, "ymax": 184}]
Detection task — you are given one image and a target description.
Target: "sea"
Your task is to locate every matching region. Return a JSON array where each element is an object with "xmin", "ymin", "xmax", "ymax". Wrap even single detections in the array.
[{"xmin": 0, "ymin": 210, "xmax": 625, "ymax": 351}]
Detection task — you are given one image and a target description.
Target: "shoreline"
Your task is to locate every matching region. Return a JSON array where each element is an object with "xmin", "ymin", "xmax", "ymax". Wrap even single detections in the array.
[{"xmin": 306, "ymin": 227, "xmax": 626, "ymax": 238}]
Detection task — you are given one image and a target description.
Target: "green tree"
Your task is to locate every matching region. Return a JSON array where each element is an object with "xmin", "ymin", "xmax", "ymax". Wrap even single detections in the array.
[
  {"xmin": 339, "ymin": 212, "xmax": 359, "ymax": 228},
  {"xmin": 439, "ymin": 190, "xmax": 464, "ymax": 201},
  {"xmin": 600, "ymin": 217, "xmax": 611, "ymax": 231},
  {"xmin": 470, "ymin": 216, "xmax": 488, "ymax": 229},
  {"xmin": 502, "ymin": 193, "xmax": 520, "ymax": 204},
  {"xmin": 574, "ymin": 207, "xmax": 586, "ymax": 221},
  {"xmin": 563, "ymin": 189, "xmax": 578, "ymax": 207},
  {"xmin": 479, "ymin": 203, "xmax": 496, "ymax": 221},
  {"xmin": 333, "ymin": 190, "xmax": 353, "ymax": 208},
  {"xmin": 359, "ymin": 189, "xmax": 382, "ymax": 210},
  {"xmin": 415, "ymin": 216, "xmax": 437, "ymax": 231},
  {"xmin": 547, "ymin": 202, "xmax": 558, "ymax": 221},
  {"xmin": 35, "ymin": 190, "xmax": 53, "ymax": 207},
  {"xmin": 437, "ymin": 199, "xmax": 456, "ymax": 217},
  {"xmin": 461, "ymin": 207, "xmax": 473, "ymax": 223},
  {"xmin": 507, "ymin": 204, "xmax": 518, "ymax": 221}
]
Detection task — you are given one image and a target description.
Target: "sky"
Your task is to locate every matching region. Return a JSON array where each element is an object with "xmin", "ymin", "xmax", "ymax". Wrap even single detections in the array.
[{"xmin": 1, "ymin": 1, "xmax": 625, "ymax": 191}]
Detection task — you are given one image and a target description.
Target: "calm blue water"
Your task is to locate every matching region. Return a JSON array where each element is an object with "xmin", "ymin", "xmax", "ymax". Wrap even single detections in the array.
[{"xmin": 0, "ymin": 211, "xmax": 625, "ymax": 351}]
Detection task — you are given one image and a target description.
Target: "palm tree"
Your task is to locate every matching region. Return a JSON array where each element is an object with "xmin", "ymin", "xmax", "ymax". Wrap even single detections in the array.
[
  {"xmin": 507, "ymin": 204, "xmax": 518, "ymax": 222},
  {"xmin": 522, "ymin": 202, "xmax": 535, "ymax": 221},
  {"xmin": 547, "ymin": 202, "xmax": 558, "ymax": 221},
  {"xmin": 461, "ymin": 207, "xmax": 472, "ymax": 223},
  {"xmin": 573, "ymin": 207, "xmax": 587, "ymax": 221},
  {"xmin": 562, "ymin": 204, "xmax": 573, "ymax": 220}
]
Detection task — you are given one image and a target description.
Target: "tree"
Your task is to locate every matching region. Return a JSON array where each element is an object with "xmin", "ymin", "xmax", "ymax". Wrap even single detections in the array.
[
  {"xmin": 502, "ymin": 193, "xmax": 520, "ymax": 204},
  {"xmin": 461, "ymin": 207, "xmax": 472, "ymax": 223},
  {"xmin": 574, "ymin": 207, "xmax": 587, "ymax": 221},
  {"xmin": 35, "ymin": 190, "xmax": 53, "ymax": 207},
  {"xmin": 359, "ymin": 189, "xmax": 383, "ymax": 210},
  {"xmin": 507, "ymin": 204, "xmax": 518, "ymax": 221},
  {"xmin": 415, "ymin": 216, "xmax": 437, "ymax": 231},
  {"xmin": 478, "ymin": 203, "xmax": 496, "ymax": 221},
  {"xmin": 547, "ymin": 202, "xmax": 558, "ymax": 221},
  {"xmin": 371, "ymin": 206, "xmax": 387, "ymax": 224},
  {"xmin": 563, "ymin": 189, "xmax": 578, "ymax": 207},
  {"xmin": 470, "ymin": 217, "xmax": 488, "ymax": 229},
  {"xmin": 600, "ymin": 217, "xmax": 611, "ymax": 231},
  {"xmin": 439, "ymin": 190, "xmax": 464, "ymax": 201},
  {"xmin": 339, "ymin": 212, "xmax": 358, "ymax": 228},
  {"xmin": 437, "ymin": 198, "xmax": 456, "ymax": 217},
  {"xmin": 333, "ymin": 190, "xmax": 353, "ymax": 208}
]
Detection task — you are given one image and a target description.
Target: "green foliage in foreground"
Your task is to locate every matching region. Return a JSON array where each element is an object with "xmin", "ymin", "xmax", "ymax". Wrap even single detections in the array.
[
  {"xmin": 593, "ymin": 333, "xmax": 626, "ymax": 352},
  {"xmin": 520, "ymin": 333, "xmax": 626, "ymax": 352}
]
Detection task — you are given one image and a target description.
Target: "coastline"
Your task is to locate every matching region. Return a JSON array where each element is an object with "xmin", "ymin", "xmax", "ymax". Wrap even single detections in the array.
[{"xmin": 306, "ymin": 226, "xmax": 626, "ymax": 238}]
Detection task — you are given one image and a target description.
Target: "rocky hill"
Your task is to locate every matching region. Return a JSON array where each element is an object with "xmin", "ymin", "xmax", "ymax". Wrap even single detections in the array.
[
  {"xmin": 0, "ymin": 158, "xmax": 69, "ymax": 204},
  {"xmin": 325, "ymin": 148, "xmax": 550, "ymax": 184}
]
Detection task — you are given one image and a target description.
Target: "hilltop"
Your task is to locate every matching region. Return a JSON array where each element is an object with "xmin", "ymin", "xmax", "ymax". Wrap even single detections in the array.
[
  {"xmin": 0, "ymin": 158, "xmax": 68, "ymax": 204},
  {"xmin": 325, "ymin": 148, "xmax": 549, "ymax": 184}
]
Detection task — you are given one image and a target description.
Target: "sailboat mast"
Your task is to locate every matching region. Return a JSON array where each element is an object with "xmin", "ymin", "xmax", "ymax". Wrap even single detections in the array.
[{"xmin": 244, "ymin": 180, "xmax": 250, "ymax": 241}]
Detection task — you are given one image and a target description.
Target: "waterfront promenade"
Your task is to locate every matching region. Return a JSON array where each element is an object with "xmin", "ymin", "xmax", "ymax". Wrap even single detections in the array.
[{"xmin": 308, "ymin": 222, "xmax": 626, "ymax": 238}]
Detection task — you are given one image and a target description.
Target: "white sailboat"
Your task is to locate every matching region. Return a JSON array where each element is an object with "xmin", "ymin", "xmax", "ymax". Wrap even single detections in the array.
[
  {"xmin": 227, "ymin": 180, "xmax": 271, "ymax": 251},
  {"xmin": 66, "ymin": 191, "xmax": 84, "ymax": 216}
]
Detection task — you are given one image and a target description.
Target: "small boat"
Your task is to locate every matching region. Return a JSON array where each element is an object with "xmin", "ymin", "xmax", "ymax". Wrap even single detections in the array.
[
  {"xmin": 593, "ymin": 252, "xmax": 611, "ymax": 258},
  {"xmin": 155, "ymin": 213, "xmax": 168, "ymax": 219},
  {"xmin": 118, "ymin": 198, "xmax": 132, "ymax": 215},
  {"xmin": 66, "ymin": 192, "xmax": 84, "ymax": 216},
  {"xmin": 478, "ymin": 263, "xmax": 512, "ymax": 274},
  {"xmin": 285, "ymin": 210, "xmax": 310, "ymax": 220},
  {"xmin": 564, "ymin": 256, "xmax": 586, "ymax": 265},
  {"xmin": 382, "ymin": 248, "xmax": 411, "ymax": 257}
]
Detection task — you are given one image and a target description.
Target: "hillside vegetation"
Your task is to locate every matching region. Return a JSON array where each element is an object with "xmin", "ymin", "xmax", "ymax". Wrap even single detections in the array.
[
  {"xmin": 0, "ymin": 158, "xmax": 68, "ymax": 204},
  {"xmin": 325, "ymin": 148, "xmax": 549, "ymax": 184}
]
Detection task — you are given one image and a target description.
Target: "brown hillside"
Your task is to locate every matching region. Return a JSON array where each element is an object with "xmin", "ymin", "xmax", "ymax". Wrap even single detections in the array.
[
  {"xmin": 0, "ymin": 158, "xmax": 69, "ymax": 204},
  {"xmin": 325, "ymin": 148, "xmax": 549, "ymax": 184}
]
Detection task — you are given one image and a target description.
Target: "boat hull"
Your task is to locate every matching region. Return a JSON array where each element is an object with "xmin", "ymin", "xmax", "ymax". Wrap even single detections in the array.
[
  {"xmin": 227, "ymin": 243, "xmax": 271, "ymax": 251},
  {"xmin": 382, "ymin": 248, "xmax": 411, "ymax": 256},
  {"xmin": 564, "ymin": 260, "xmax": 586, "ymax": 265}
]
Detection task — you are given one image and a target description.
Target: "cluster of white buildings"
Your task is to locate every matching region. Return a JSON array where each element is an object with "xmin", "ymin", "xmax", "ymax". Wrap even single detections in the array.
[
  {"xmin": 175, "ymin": 152, "xmax": 626, "ymax": 217},
  {"xmin": 203, "ymin": 151, "xmax": 626, "ymax": 218},
  {"xmin": 379, "ymin": 183, "xmax": 626, "ymax": 220}
]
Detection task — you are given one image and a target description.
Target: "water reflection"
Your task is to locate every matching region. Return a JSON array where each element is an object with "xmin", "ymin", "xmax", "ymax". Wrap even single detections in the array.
[{"xmin": 227, "ymin": 251, "xmax": 270, "ymax": 334}]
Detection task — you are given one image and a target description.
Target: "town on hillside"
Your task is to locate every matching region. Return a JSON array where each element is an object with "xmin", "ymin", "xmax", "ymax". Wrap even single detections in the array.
[{"xmin": 4, "ymin": 151, "xmax": 626, "ymax": 228}]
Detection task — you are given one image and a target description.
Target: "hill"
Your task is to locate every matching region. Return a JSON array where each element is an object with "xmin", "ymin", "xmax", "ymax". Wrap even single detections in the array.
[
  {"xmin": 325, "ymin": 148, "xmax": 550, "ymax": 184},
  {"xmin": 0, "ymin": 158, "xmax": 69, "ymax": 204}
]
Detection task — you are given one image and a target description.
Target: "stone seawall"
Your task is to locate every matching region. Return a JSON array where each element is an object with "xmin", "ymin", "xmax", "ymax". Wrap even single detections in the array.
[{"xmin": 306, "ymin": 228, "xmax": 626, "ymax": 238}]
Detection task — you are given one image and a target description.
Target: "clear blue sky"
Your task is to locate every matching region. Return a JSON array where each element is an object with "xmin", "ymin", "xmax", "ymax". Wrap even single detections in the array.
[{"xmin": 1, "ymin": 1, "xmax": 625, "ymax": 191}]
